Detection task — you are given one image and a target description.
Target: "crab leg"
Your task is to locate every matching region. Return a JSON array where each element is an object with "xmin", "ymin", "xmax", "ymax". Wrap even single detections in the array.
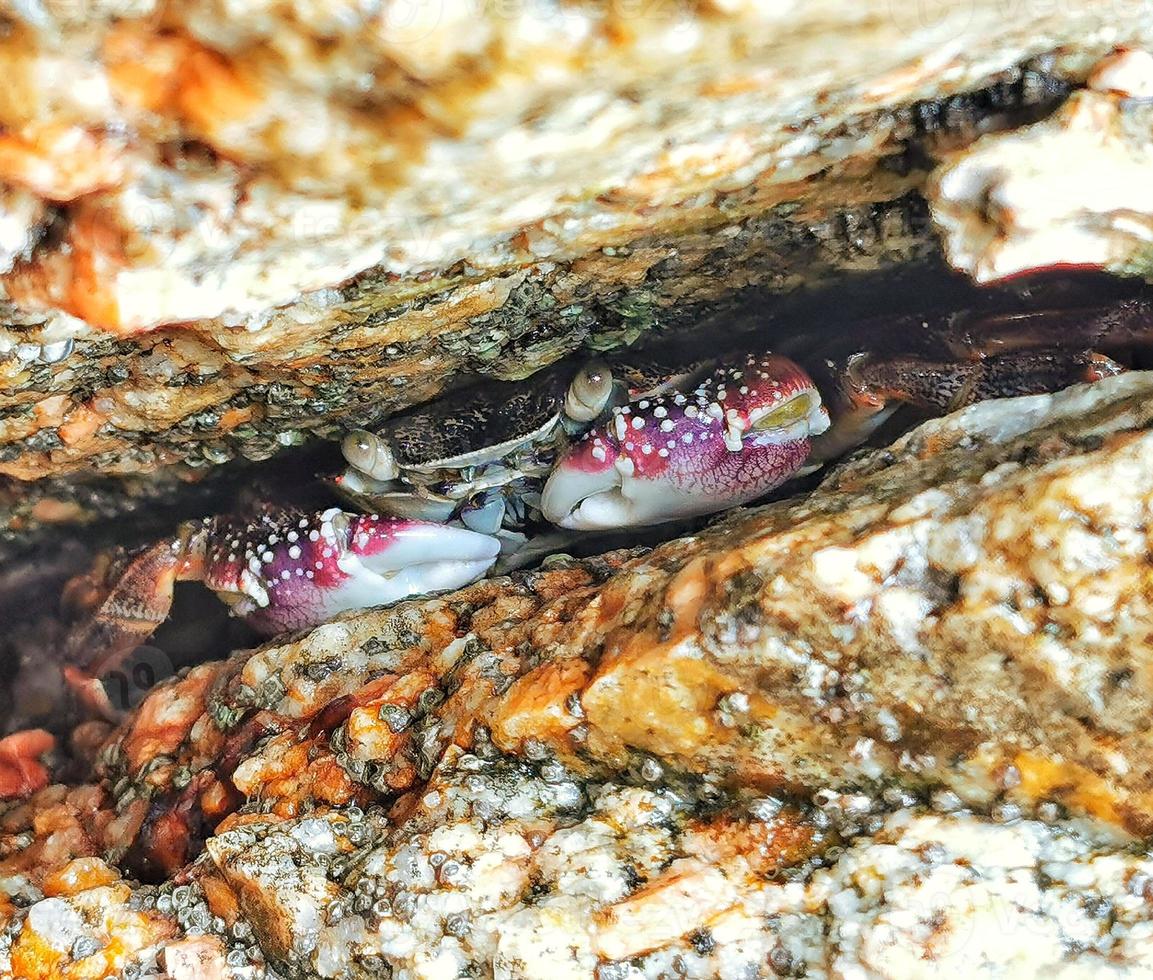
[
  {"xmin": 0, "ymin": 729, "xmax": 56, "ymax": 799},
  {"xmin": 541, "ymin": 353, "xmax": 829, "ymax": 530},
  {"xmin": 830, "ymin": 347, "xmax": 1126, "ymax": 418},
  {"xmin": 949, "ymin": 297, "xmax": 1153, "ymax": 357},
  {"xmin": 62, "ymin": 532, "xmax": 193, "ymax": 718},
  {"xmin": 796, "ymin": 299, "xmax": 1153, "ymax": 462}
]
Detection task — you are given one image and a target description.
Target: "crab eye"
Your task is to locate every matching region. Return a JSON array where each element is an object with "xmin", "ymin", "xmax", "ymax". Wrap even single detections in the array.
[
  {"xmin": 341, "ymin": 429, "xmax": 400, "ymax": 481},
  {"xmin": 564, "ymin": 360, "xmax": 614, "ymax": 423}
]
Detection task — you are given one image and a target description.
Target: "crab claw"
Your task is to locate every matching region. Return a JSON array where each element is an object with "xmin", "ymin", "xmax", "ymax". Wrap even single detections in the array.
[
  {"xmin": 541, "ymin": 353, "xmax": 828, "ymax": 530},
  {"xmin": 199, "ymin": 508, "xmax": 500, "ymax": 634}
]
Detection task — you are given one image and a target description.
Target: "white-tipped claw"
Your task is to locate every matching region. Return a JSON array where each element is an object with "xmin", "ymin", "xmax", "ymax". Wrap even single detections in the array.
[
  {"xmin": 351, "ymin": 518, "xmax": 501, "ymax": 575},
  {"xmin": 540, "ymin": 462, "xmax": 622, "ymax": 529}
]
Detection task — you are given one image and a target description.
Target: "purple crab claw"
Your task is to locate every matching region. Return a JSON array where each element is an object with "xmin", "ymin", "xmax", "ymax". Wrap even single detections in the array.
[
  {"xmin": 198, "ymin": 508, "xmax": 501, "ymax": 634},
  {"xmin": 540, "ymin": 353, "xmax": 829, "ymax": 530},
  {"xmin": 57, "ymin": 507, "xmax": 502, "ymax": 722}
]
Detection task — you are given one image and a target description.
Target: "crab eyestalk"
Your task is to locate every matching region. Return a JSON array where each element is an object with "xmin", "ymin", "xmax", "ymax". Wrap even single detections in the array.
[
  {"xmin": 563, "ymin": 359, "xmax": 616, "ymax": 423},
  {"xmin": 342, "ymin": 429, "xmax": 401, "ymax": 482},
  {"xmin": 541, "ymin": 353, "xmax": 829, "ymax": 530}
]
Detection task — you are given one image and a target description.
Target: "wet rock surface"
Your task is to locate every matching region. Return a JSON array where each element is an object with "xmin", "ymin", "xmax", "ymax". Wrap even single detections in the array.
[
  {"xmin": 5, "ymin": 374, "xmax": 1153, "ymax": 976},
  {"xmin": 4, "ymin": 10, "xmax": 1153, "ymax": 978},
  {"xmin": 1, "ymin": 0, "xmax": 1148, "ymax": 504},
  {"xmin": 930, "ymin": 69, "xmax": 1153, "ymax": 282}
]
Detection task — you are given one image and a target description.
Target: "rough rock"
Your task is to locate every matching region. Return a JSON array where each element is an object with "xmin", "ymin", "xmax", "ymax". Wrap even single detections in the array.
[
  {"xmin": 6, "ymin": 10, "xmax": 1153, "ymax": 978},
  {"xmin": 930, "ymin": 65, "xmax": 1153, "ymax": 282},
  {"xmin": 1, "ymin": 0, "xmax": 1147, "ymax": 500},
  {"xmin": 5, "ymin": 373, "xmax": 1153, "ymax": 976}
]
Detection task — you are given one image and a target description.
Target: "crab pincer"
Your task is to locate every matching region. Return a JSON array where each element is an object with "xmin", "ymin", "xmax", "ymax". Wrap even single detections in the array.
[
  {"xmin": 63, "ymin": 508, "xmax": 500, "ymax": 720},
  {"xmin": 195, "ymin": 508, "xmax": 501, "ymax": 634},
  {"xmin": 540, "ymin": 353, "xmax": 829, "ymax": 530}
]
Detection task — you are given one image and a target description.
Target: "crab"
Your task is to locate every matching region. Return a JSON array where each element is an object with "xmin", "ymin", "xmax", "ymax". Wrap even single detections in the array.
[
  {"xmin": 334, "ymin": 350, "xmax": 826, "ymax": 547},
  {"xmin": 23, "ymin": 290, "xmax": 1153, "ymax": 748},
  {"xmin": 333, "ymin": 360, "xmax": 613, "ymax": 550},
  {"xmin": 537, "ymin": 352, "xmax": 829, "ymax": 530},
  {"xmin": 42, "ymin": 347, "xmax": 828, "ymax": 730},
  {"xmin": 338, "ymin": 294, "xmax": 1153, "ymax": 536}
]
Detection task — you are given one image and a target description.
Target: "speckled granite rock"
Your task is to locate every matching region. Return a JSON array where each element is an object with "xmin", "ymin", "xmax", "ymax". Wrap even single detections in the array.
[
  {"xmin": 0, "ymin": 0, "xmax": 1147, "ymax": 499},
  {"xmin": 931, "ymin": 52, "xmax": 1153, "ymax": 282},
  {"xmin": 5, "ymin": 373, "xmax": 1153, "ymax": 977}
]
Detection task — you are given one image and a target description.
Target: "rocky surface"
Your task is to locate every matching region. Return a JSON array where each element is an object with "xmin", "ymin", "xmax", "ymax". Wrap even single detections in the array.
[
  {"xmin": 5, "ymin": 373, "xmax": 1153, "ymax": 976},
  {"xmin": 6, "ymin": 9, "xmax": 1153, "ymax": 978},
  {"xmin": 1, "ymin": 0, "xmax": 1148, "ymax": 501},
  {"xmin": 930, "ymin": 54, "xmax": 1153, "ymax": 282}
]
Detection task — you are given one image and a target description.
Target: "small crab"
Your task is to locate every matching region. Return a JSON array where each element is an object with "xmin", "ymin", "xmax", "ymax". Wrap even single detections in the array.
[
  {"xmin": 43, "ymin": 290, "xmax": 1153, "ymax": 733},
  {"xmin": 539, "ymin": 295, "xmax": 1153, "ymax": 529},
  {"xmin": 51, "ymin": 348, "xmax": 827, "ymax": 723},
  {"xmin": 334, "ymin": 361, "xmax": 605, "ymax": 551},
  {"xmin": 539, "ymin": 352, "xmax": 829, "ymax": 529},
  {"xmin": 334, "ymin": 347, "xmax": 828, "ymax": 548}
]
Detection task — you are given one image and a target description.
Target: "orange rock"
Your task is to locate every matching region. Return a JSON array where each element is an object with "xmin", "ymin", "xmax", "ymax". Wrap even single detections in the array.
[
  {"xmin": 9, "ymin": 924, "xmax": 65, "ymax": 979},
  {"xmin": 682, "ymin": 810, "xmax": 817, "ymax": 877},
  {"xmin": 0, "ymin": 124, "xmax": 127, "ymax": 201},
  {"xmin": 491, "ymin": 658, "xmax": 591, "ymax": 753},
  {"xmin": 176, "ymin": 48, "xmax": 265, "ymax": 138},
  {"xmin": 104, "ymin": 25, "xmax": 197, "ymax": 116},
  {"xmin": 198, "ymin": 874, "xmax": 241, "ymax": 928},
  {"xmin": 58, "ymin": 407, "xmax": 109, "ymax": 448},
  {"xmin": 582, "ymin": 631, "xmax": 747, "ymax": 763},
  {"xmin": 42, "ymin": 857, "xmax": 120, "ymax": 898},
  {"xmin": 0, "ymin": 729, "xmax": 55, "ymax": 799},
  {"xmin": 118, "ymin": 663, "xmax": 220, "ymax": 773}
]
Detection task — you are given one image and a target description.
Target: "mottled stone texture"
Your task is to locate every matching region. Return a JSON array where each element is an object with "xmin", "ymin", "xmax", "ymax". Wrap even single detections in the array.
[
  {"xmin": 0, "ymin": 0, "xmax": 1150, "ymax": 509},
  {"xmin": 931, "ymin": 83, "xmax": 1153, "ymax": 282},
  {"xmin": 5, "ymin": 8, "xmax": 1153, "ymax": 974},
  {"xmin": 5, "ymin": 374, "xmax": 1153, "ymax": 977}
]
